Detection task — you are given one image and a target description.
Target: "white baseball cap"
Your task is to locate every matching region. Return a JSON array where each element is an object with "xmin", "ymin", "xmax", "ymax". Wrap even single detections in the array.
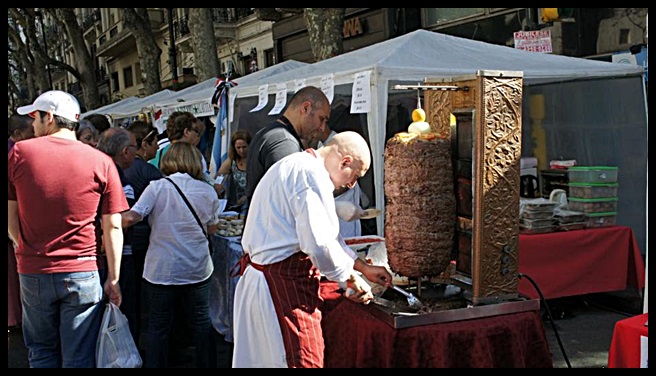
[{"xmin": 17, "ymin": 90, "xmax": 81, "ymax": 123}]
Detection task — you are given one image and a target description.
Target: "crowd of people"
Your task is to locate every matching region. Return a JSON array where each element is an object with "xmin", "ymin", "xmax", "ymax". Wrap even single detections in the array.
[{"xmin": 8, "ymin": 86, "xmax": 389, "ymax": 368}]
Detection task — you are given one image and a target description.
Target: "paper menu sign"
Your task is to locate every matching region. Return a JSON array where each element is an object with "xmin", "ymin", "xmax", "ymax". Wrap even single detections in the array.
[
  {"xmin": 320, "ymin": 74, "xmax": 335, "ymax": 104},
  {"xmin": 350, "ymin": 70, "xmax": 372, "ymax": 114},
  {"xmin": 249, "ymin": 84, "xmax": 269, "ymax": 112},
  {"xmin": 268, "ymin": 83, "xmax": 288, "ymax": 115}
]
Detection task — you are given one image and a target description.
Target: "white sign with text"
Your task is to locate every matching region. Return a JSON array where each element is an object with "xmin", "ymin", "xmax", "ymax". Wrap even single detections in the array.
[
  {"xmin": 350, "ymin": 70, "xmax": 372, "ymax": 114},
  {"xmin": 268, "ymin": 83, "xmax": 288, "ymax": 115},
  {"xmin": 321, "ymin": 74, "xmax": 335, "ymax": 104},
  {"xmin": 514, "ymin": 29, "xmax": 553, "ymax": 53},
  {"xmin": 250, "ymin": 84, "xmax": 269, "ymax": 113}
]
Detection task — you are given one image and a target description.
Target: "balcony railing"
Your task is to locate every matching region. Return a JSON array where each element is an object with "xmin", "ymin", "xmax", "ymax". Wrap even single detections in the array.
[
  {"xmin": 211, "ymin": 8, "xmax": 254, "ymax": 24},
  {"xmin": 173, "ymin": 14, "xmax": 190, "ymax": 40},
  {"xmin": 82, "ymin": 10, "xmax": 101, "ymax": 31},
  {"xmin": 95, "ymin": 67, "xmax": 108, "ymax": 82},
  {"xmin": 170, "ymin": 9, "xmax": 254, "ymax": 40}
]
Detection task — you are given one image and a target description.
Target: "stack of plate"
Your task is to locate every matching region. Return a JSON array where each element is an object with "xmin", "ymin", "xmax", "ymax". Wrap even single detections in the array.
[
  {"xmin": 553, "ymin": 208, "xmax": 588, "ymax": 231},
  {"xmin": 519, "ymin": 198, "xmax": 557, "ymax": 234}
]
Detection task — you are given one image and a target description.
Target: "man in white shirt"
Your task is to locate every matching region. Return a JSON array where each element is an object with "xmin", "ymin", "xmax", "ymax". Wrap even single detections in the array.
[{"xmin": 231, "ymin": 131, "xmax": 391, "ymax": 368}]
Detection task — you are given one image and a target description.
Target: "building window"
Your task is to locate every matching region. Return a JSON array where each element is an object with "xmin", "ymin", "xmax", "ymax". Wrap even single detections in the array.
[
  {"xmin": 111, "ymin": 71, "xmax": 119, "ymax": 92},
  {"xmin": 424, "ymin": 8, "xmax": 485, "ymax": 28},
  {"xmin": 265, "ymin": 49, "xmax": 275, "ymax": 68},
  {"xmin": 123, "ymin": 66, "xmax": 134, "ymax": 88},
  {"xmin": 619, "ymin": 28, "xmax": 630, "ymax": 45},
  {"xmin": 135, "ymin": 63, "xmax": 141, "ymax": 85}
]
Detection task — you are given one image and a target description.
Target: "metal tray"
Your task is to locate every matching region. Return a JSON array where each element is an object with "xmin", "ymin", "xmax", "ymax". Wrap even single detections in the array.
[{"xmin": 364, "ymin": 298, "xmax": 540, "ymax": 329}]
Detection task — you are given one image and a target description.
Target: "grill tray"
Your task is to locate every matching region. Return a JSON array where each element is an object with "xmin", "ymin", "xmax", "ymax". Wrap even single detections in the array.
[{"xmin": 367, "ymin": 284, "xmax": 540, "ymax": 329}]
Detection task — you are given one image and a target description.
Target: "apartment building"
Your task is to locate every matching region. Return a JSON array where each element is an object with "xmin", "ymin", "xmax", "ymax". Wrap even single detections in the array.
[
  {"xmin": 48, "ymin": 8, "xmax": 273, "ymax": 109},
  {"xmin": 45, "ymin": 8, "xmax": 647, "ymax": 110}
]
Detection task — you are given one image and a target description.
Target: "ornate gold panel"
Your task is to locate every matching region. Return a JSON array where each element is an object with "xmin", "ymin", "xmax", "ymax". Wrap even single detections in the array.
[
  {"xmin": 425, "ymin": 71, "xmax": 523, "ymax": 305},
  {"xmin": 472, "ymin": 75, "xmax": 523, "ymax": 303},
  {"xmin": 424, "ymin": 90, "xmax": 451, "ymax": 138}
]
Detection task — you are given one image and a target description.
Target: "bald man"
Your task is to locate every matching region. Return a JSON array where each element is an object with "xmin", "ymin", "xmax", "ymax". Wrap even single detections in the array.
[{"xmin": 232, "ymin": 131, "xmax": 391, "ymax": 368}]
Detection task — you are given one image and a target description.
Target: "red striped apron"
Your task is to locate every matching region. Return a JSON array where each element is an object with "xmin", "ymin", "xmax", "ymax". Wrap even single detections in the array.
[{"xmin": 233, "ymin": 252, "xmax": 324, "ymax": 368}]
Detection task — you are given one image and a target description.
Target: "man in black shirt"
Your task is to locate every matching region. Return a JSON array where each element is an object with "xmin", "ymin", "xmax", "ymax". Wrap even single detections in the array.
[{"xmin": 244, "ymin": 86, "xmax": 331, "ymax": 212}]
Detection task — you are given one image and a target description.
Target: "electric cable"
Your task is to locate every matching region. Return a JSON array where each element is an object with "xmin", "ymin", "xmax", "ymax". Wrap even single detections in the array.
[{"xmin": 518, "ymin": 272, "xmax": 573, "ymax": 368}]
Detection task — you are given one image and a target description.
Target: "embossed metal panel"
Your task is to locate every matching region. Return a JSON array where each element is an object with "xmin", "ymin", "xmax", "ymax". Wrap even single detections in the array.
[{"xmin": 425, "ymin": 71, "xmax": 523, "ymax": 305}]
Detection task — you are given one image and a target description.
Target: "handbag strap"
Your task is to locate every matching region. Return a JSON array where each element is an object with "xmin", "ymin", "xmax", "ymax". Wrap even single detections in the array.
[{"xmin": 165, "ymin": 177, "xmax": 208, "ymax": 239}]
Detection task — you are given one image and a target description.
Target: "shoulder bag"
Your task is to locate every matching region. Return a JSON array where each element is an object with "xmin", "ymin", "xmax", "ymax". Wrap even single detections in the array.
[{"xmin": 165, "ymin": 177, "xmax": 213, "ymax": 256}]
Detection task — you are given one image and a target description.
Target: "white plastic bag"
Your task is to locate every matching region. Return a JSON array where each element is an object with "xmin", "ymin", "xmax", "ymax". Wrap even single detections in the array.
[{"xmin": 96, "ymin": 302, "xmax": 142, "ymax": 368}]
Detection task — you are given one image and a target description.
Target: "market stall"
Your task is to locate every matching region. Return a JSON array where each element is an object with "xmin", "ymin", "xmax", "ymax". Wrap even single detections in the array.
[
  {"xmin": 209, "ymin": 234, "xmax": 554, "ymax": 367},
  {"xmin": 200, "ymin": 31, "xmax": 647, "ymax": 367},
  {"xmin": 209, "ymin": 227, "xmax": 644, "ymax": 345},
  {"xmin": 226, "ymin": 29, "xmax": 648, "ymax": 257}
]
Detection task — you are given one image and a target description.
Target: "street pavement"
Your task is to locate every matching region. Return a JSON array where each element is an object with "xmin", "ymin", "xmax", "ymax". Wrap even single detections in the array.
[
  {"xmin": 8, "ymin": 289, "xmax": 643, "ymax": 368},
  {"xmin": 542, "ymin": 290, "xmax": 643, "ymax": 368}
]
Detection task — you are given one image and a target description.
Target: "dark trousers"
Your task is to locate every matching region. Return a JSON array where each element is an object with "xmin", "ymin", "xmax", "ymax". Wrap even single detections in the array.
[
  {"xmin": 118, "ymin": 255, "xmax": 139, "ymax": 343},
  {"xmin": 143, "ymin": 278, "xmax": 215, "ymax": 368}
]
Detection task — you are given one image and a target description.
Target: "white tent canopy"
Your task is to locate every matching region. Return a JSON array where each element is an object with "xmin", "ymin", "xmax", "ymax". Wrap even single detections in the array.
[
  {"xmin": 80, "ymin": 96, "xmax": 140, "ymax": 119},
  {"xmin": 103, "ymin": 89, "xmax": 178, "ymax": 121},
  {"xmin": 227, "ymin": 29, "xmax": 647, "ymax": 254},
  {"xmin": 155, "ymin": 60, "xmax": 309, "ymax": 118},
  {"xmin": 230, "ymin": 29, "xmax": 642, "ymax": 98}
]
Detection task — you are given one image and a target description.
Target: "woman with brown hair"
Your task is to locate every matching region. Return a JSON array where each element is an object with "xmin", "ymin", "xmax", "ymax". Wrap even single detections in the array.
[{"xmin": 216, "ymin": 129, "xmax": 252, "ymax": 212}]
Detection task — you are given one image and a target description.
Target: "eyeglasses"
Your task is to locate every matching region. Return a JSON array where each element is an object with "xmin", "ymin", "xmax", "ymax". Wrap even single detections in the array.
[
  {"xmin": 189, "ymin": 128, "xmax": 201, "ymax": 135},
  {"xmin": 126, "ymin": 144, "xmax": 139, "ymax": 150}
]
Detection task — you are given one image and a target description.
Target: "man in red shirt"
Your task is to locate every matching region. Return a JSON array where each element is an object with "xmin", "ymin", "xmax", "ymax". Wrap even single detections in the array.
[{"xmin": 8, "ymin": 90, "xmax": 129, "ymax": 368}]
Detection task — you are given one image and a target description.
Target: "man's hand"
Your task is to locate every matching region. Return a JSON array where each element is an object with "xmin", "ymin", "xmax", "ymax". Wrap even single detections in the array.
[
  {"xmin": 353, "ymin": 258, "xmax": 392, "ymax": 288},
  {"xmin": 103, "ymin": 279, "xmax": 122, "ymax": 307},
  {"xmin": 335, "ymin": 201, "xmax": 365, "ymax": 222},
  {"xmin": 343, "ymin": 273, "xmax": 373, "ymax": 304}
]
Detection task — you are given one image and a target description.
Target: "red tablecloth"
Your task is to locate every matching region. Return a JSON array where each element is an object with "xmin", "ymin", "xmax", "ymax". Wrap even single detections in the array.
[
  {"xmin": 518, "ymin": 226, "xmax": 645, "ymax": 300},
  {"xmin": 608, "ymin": 313, "xmax": 648, "ymax": 368},
  {"xmin": 320, "ymin": 282, "xmax": 553, "ymax": 368}
]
